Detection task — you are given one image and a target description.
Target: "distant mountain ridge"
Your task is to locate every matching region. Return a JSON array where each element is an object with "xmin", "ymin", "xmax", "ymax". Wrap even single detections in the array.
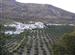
[{"xmin": 0, "ymin": 0, "xmax": 75, "ymax": 24}]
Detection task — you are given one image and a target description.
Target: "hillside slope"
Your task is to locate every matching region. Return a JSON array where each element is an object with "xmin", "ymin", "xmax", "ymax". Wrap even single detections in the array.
[{"xmin": 0, "ymin": 0, "xmax": 75, "ymax": 23}]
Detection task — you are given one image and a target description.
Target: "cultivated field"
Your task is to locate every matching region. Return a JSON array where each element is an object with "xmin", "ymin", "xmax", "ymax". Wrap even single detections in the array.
[{"xmin": 5, "ymin": 25, "xmax": 74, "ymax": 55}]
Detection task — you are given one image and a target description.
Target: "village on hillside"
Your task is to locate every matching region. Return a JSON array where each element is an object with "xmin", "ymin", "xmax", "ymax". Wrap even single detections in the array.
[
  {"xmin": 4, "ymin": 22, "xmax": 45, "ymax": 34},
  {"xmin": 4, "ymin": 21, "xmax": 75, "ymax": 35}
]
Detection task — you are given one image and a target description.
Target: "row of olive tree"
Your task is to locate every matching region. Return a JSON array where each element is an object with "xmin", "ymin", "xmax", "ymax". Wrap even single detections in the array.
[{"xmin": 0, "ymin": 25, "xmax": 13, "ymax": 55}]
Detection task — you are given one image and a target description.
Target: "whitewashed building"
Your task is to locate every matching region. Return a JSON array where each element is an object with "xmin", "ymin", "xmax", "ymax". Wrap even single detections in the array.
[
  {"xmin": 4, "ymin": 22, "xmax": 45, "ymax": 35},
  {"xmin": 35, "ymin": 22, "xmax": 45, "ymax": 28}
]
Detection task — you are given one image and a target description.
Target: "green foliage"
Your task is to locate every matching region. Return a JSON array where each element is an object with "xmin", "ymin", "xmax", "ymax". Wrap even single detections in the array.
[
  {"xmin": 52, "ymin": 31, "xmax": 75, "ymax": 55},
  {"xmin": 0, "ymin": 24, "xmax": 4, "ymax": 31},
  {"xmin": 0, "ymin": 33, "xmax": 10, "ymax": 55},
  {"xmin": 0, "ymin": 25, "xmax": 13, "ymax": 55},
  {"xmin": 52, "ymin": 45, "xmax": 66, "ymax": 55},
  {"xmin": 46, "ymin": 25, "xmax": 74, "ymax": 38}
]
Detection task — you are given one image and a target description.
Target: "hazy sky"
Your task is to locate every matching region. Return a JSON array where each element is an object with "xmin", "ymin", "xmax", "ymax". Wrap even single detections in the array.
[{"xmin": 16, "ymin": 0, "xmax": 75, "ymax": 13}]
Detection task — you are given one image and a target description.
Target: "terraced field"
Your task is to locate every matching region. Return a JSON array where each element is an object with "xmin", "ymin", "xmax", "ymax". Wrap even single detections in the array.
[{"xmin": 5, "ymin": 26, "xmax": 74, "ymax": 55}]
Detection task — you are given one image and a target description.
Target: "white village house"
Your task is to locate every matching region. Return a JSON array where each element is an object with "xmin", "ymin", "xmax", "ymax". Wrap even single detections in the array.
[{"xmin": 4, "ymin": 22, "xmax": 45, "ymax": 34}]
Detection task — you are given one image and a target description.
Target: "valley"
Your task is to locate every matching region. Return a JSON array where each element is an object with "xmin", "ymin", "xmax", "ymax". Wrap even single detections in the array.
[{"xmin": 0, "ymin": 0, "xmax": 75, "ymax": 55}]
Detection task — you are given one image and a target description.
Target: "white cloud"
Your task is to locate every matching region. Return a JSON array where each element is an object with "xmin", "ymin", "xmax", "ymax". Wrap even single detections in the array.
[{"xmin": 16, "ymin": 0, "xmax": 75, "ymax": 13}]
